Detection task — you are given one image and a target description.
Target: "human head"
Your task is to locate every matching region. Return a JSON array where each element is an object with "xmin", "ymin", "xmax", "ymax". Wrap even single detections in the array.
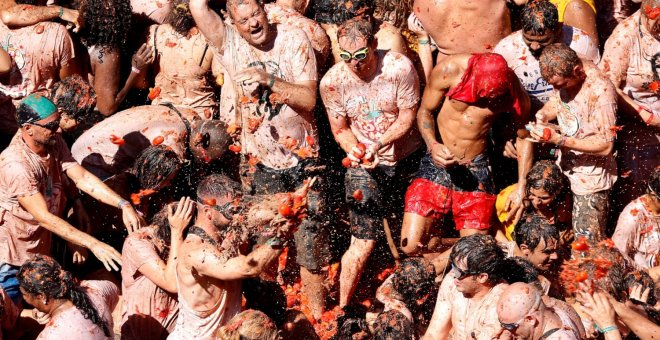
[
  {"xmin": 150, "ymin": 201, "xmax": 195, "ymax": 260},
  {"xmin": 335, "ymin": 304, "xmax": 371, "ymax": 340},
  {"xmin": 50, "ymin": 75, "xmax": 97, "ymax": 132},
  {"xmin": 539, "ymin": 43, "xmax": 585, "ymax": 90},
  {"xmin": 166, "ymin": 0, "xmax": 196, "ymax": 35},
  {"xmin": 226, "ymin": 0, "xmax": 271, "ymax": 48},
  {"xmin": 515, "ymin": 214, "xmax": 560, "ymax": 271},
  {"xmin": 217, "ymin": 309, "xmax": 279, "ymax": 340},
  {"xmin": 392, "ymin": 257, "xmax": 436, "ymax": 308},
  {"xmin": 189, "ymin": 120, "xmax": 231, "ymax": 164},
  {"xmin": 449, "ymin": 234, "xmax": 507, "ymax": 296},
  {"xmin": 18, "ymin": 255, "xmax": 111, "ymax": 337},
  {"xmin": 497, "ymin": 282, "xmax": 545, "ymax": 340},
  {"xmin": 521, "ymin": 0, "xmax": 561, "ymax": 57},
  {"xmin": 374, "ymin": 0, "xmax": 413, "ymax": 28},
  {"xmin": 337, "ymin": 17, "xmax": 378, "ymax": 78},
  {"xmin": 612, "ymin": 270, "xmax": 657, "ymax": 307},
  {"xmin": 196, "ymin": 174, "xmax": 242, "ymax": 228},
  {"xmin": 16, "ymin": 94, "xmax": 61, "ymax": 147},
  {"xmin": 130, "ymin": 145, "xmax": 183, "ymax": 204},
  {"xmin": 372, "ymin": 310, "xmax": 414, "ymax": 340},
  {"xmin": 78, "ymin": 0, "xmax": 132, "ymax": 54},
  {"xmin": 505, "ymin": 257, "xmax": 545, "ymax": 291},
  {"xmin": 314, "ymin": 0, "xmax": 374, "ymax": 25},
  {"xmin": 647, "ymin": 167, "xmax": 660, "ymax": 198},
  {"xmin": 642, "ymin": 0, "xmax": 660, "ymax": 40},
  {"xmin": 525, "ymin": 160, "xmax": 566, "ymax": 212}
]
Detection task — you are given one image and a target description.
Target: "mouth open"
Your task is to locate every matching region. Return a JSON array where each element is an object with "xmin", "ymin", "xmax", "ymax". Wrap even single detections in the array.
[{"xmin": 250, "ymin": 26, "xmax": 263, "ymax": 38}]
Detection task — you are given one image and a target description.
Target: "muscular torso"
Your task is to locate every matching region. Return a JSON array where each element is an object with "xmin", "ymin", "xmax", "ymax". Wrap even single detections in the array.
[
  {"xmin": 413, "ymin": 0, "xmax": 511, "ymax": 57},
  {"xmin": 176, "ymin": 239, "xmax": 228, "ymax": 312}
]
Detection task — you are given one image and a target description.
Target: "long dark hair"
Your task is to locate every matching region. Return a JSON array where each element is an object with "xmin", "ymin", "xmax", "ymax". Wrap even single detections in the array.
[
  {"xmin": 18, "ymin": 255, "xmax": 111, "ymax": 337},
  {"xmin": 78, "ymin": 0, "xmax": 132, "ymax": 55}
]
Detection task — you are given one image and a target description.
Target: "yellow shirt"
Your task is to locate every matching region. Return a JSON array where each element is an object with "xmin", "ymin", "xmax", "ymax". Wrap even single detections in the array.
[
  {"xmin": 549, "ymin": 0, "xmax": 597, "ymax": 22},
  {"xmin": 495, "ymin": 184, "xmax": 517, "ymax": 241}
]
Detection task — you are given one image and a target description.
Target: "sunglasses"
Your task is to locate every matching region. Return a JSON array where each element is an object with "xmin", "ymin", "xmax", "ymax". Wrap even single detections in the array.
[
  {"xmin": 500, "ymin": 317, "xmax": 524, "ymax": 332},
  {"xmin": 199, "ymin": 199, "xmax": 241, "ymax": 220},
  {"xmin": 339, "ymin": 47, "xmax": 370, "ymax": 62},
  {"xmin": 31, "ymin": 118, "xmax": 61, "ymax": 132},
  {"xmin": 451, "ymin": 262, "xmax": 478, "ymax": 280}
]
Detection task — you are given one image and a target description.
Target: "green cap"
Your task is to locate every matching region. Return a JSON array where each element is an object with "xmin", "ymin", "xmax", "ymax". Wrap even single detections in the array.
[{"xmin": 15, "ymin": 94, "xmax": 57, "ymax": 125}]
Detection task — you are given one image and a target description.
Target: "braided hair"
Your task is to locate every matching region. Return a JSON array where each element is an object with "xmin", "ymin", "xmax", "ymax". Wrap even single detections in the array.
[{"xmin": 18, "ymin": 255, "xmax": 111, "ymax": 337}]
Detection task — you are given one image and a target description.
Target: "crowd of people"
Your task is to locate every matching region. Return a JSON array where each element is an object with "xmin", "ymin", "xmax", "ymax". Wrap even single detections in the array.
[{"xmin": 0, "ymin": 0, "xmax": 658, "ymax": 338}]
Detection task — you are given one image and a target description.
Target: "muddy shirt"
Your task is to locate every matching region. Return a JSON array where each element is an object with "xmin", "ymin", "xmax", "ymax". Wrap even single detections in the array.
[
  {"xmin": 0, "ymin": 132, "xmax": 77, "ymax": 266},
  {"xmin": 320, "ymin": 51, "xmax": 421, "ymax": 166},
  {"xmin": 613, "ymin": 197, "xmax": 660, "ymax": 269},
  {"xmin": 215, "ymin": 23, "xmax": 318, "ymax": 170},
  {"xmin": 494, "ymin": 26, "xmax": 600, "ymax": 106}
]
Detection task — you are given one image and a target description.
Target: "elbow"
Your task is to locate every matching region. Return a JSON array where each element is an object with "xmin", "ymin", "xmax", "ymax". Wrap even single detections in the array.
[
  {"xmin": 0, "ymin": 11, "xmax": 16, "ymax": 26},
  {"xmin": 598, "ymin": 142, "xmax": 614, "ymax": 157}
]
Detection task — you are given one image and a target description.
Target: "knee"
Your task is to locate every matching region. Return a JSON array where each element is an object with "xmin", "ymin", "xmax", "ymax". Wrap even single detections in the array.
[{"xmin": 400, "ymin": 236, "xmax": 423, "ymax": 256}]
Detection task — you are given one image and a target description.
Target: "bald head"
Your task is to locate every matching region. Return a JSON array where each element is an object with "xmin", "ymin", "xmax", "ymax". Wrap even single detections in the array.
[{"xmin": 497, "ymin": 282, "xmax": 543, "ymax": 323}]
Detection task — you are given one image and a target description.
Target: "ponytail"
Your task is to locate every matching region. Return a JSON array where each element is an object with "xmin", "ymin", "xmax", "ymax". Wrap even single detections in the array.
[{"xmin": 63, "ymin": 273, "xmax": 111, "ymax": 337}]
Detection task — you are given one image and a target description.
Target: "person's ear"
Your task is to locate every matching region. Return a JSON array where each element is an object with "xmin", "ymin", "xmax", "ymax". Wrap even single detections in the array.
[
  {"xmin": 24, "ymin": 124, "xmax": 33, "ymax": 136},
  {"xmin": 477, "ymin": 273, "xmax": 489, "ymax": 284}
]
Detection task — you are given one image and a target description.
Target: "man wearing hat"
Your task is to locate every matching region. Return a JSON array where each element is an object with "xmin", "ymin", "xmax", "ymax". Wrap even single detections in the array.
[{"xmin": 0, "ymin": 94, "xmax": 142, "ymax": 304}]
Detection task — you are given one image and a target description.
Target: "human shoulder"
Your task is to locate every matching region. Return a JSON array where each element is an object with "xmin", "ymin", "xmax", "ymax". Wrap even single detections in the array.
[
  {"xmin": 320, "ymin": 62, "xmax": 350, "ymax": 88},
  {"xmin": 383, "ymin": 51, "xmax": 415, "ymax": 71},
  {"xmin": 493, "ymin": 31, "xmax": 524, "ymax": 59},
  {"xmin": 430, "ymin": 54, "xmax": 466, "ymax": 88}
]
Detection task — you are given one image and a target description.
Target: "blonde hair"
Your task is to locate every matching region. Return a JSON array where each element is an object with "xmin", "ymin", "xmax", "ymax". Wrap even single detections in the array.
[{"xmin": 217, "ymin": 310, "xmax": 279, "ymax": 340}]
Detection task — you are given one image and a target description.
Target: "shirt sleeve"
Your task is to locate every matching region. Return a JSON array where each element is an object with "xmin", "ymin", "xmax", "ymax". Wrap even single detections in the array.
[
  {"xmin": 122, "ymin": 232, "xmax": 161, "ymax": 278},
  {"xmin": 612, "ymin": 201, "xmax": 640, "ymax": 263},
  {"xmin": 288, "ymin": 28, "xmax": 317, "ymax": 82},
  {"xmin": 395, "ymin": 54, "xmax": 420, "ymax": 110},
  {"xmin": 599, "ymin": 21, "xmax": 631, "ymax": 88},
  {"xmin": 319, "ymin": 69, "xmax": 348, "ymax": 118},
  {"xmin": 592, "ymin": 81, "xmax": 618, "ymax": 142},
  {"xmin": 55, "ymin": 135, "xmax": 78, "ymax": 172},
  {"xmin": 53, "ymin": 23, "xmax": 75, "ymax": 67}
]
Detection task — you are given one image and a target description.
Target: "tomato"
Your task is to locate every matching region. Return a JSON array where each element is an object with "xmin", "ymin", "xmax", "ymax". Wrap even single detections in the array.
[
  {"xmin": 279, "ymin": 204, "xmax": 294, "ymax": 218},
  {"xmin": 353, "ymin": 189, "xmax": 363, "ymax": 201},
  {"xmin": 109, "ymin": 134, "xmax": 125, "ymax": 146},
  {"xmin": 148, "ymin": 87, "xmax": 161, "ymax": 100},
  {"xmin": 152, "ymin": 136, "xmax": 165, "ymax": 146},
  {"xmin": 575, "ymin": 271, "xmax": 589, "ymax": 282},
  {"xmin": 353, "ymin": 143, "xmax": 366, "ymax": 158},
  {"xmin": 542, "ymin": 128, "xmax": 552, "ymax": 141},
  {"xmin": 228, "ymin": 144, "xmax": 241, "ymax": 153},
  {"xmin": 571, "ymin": 237, "xmax": 590, "ymax": 251},
  {"xmin": 341, "ymin": 157, "xmax": 352, "ymax": 168}
]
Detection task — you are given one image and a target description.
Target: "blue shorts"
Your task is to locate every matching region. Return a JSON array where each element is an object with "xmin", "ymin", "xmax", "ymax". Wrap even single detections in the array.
[{"xmin": 0, "ymin": 263, "xmax": 21, "ymax": 305}]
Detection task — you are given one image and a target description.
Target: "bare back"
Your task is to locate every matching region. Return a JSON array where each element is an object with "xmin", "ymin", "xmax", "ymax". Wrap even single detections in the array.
[{"xmin": 413, "ymin": 0, "xmax": 511, "ymax": 57}]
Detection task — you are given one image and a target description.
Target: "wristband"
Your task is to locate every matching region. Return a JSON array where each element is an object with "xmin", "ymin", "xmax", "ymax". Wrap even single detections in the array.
[
  {"xmin": 375, "ymin": 140, "xmax": 384, "ymax": 149},
  {"xmin": 268, "ymin": 73, "xmax": 275, "ymax": 88},
  {"xmin": 594, "ymin": 324, "xmax": 618, "ymax": 334},
  {"xmin": 418, "ymin": 39, "xmax": 430, "ymax": 45},
  {"xmin": 117, "ymin": 199, "xmax": 131, "ymax": 209},
  {"xmin": 58, "ymin": 6, "xmax": 64, "ymax": 18},
  {"xmin": 131, "ymin": 66, "xmax": 141, "ymax": 74},
  {"xmin": 265, "ymin": 236, "xmax": 284, "ymax": 247},
  {"xmin": 556, "ymin": 135, "xmax": 567, "ymax": 147}
]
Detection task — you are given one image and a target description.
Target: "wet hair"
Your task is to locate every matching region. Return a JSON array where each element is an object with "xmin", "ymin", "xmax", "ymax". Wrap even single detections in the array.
[
  {"xmin": 525, "ymin": 160, "xmax": 567, "ymax": 201},
  {"xmin": 18, "ymin": 256, "xmax": 111, "ymax": 337},
  {"xmin": 392, "ymin": 257, "xmax": 436, "ymax": 308},
  {"xmin": 334, "ymin": 304, "xmax": 371, "ymax": 340},
  {"xmin": 150, "ymin": 201, "xmax": 194, "ymax": 260},
  {"xmin": 166, "ymin": 0, "xmax": 196, "ymax": 35},
  {"xmin": 314, "ymin": 0, "xmax": 374, "ymax": 25},
  {"xmin": 560, "ymin": 240, "xmax": 631, "ymax": 296},
  {"xmin": 217, "ymin": 309, "xmax": 279, "ymax": 340},
  {"xmin": 78, "ymin": 0, "xmax": 132, "ymax": 54},
  {"xmin": 648, "ymin": 167, "xmax": 660, "ymax": 198},
  {"xmin": 539, "ymin": 43, "xmax": 582, "ymax": 79},
  {"xmin": 449, "ymin": 234, "xmax": 509, "ymax": 284},
  {"xmin": 372, "ymin": 310, "xmax": 414, "ymax": 340},
  {"xmin": 50, "ymin": 75, "xmax": 96, "ymax": 122},
  {"xmin": 374, "ymin": 0, "xmax": 413, "ymax": 28},
  {"xmin": 337, "ymin": 17, "xmax": 375, "ymax": 44},
  {"xmin": 196, "ymin": 173, "xmax": 241, "ymax": 202},
  {"xmin": 521, "ymin": 0, "xmax": 560, "ymax": 36},
  {"xmin": 505, "ymin": 257, "xmax": 546, "ymax": 290},
  {"xmin": 514, "ymin": 214, "xmax": 560, "ymax": 250},
  {"xmin": 132, "ymin": 145, "xmax": 182, "ymax": 192}
]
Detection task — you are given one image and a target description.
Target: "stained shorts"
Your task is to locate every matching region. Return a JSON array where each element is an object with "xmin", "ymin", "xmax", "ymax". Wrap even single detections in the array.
[
  {"xmin": 345, "ymin": 151, "xmax": 421, "ymax": 241},
  {"xmin": 0, "ymin": 263, "xmax": 21, "ymax": 305},
  {"xmin": 404, "ymin": 153, "xmax": 497, "ymax": 231},
  {"xmin": 240, "ymin": 159, "xmax": 330, "ymax": 272}
]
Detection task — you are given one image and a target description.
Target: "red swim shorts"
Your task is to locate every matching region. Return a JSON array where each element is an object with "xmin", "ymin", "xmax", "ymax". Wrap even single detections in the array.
[{"xmin": 404, "ymin": 178, "xmax": 497, "ymax": 230}]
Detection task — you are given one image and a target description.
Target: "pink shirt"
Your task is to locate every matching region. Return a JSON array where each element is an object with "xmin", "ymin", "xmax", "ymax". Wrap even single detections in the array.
[
  {"xmin": 553, "ymin": 63, "xmax": 618, "ymax": 195},
  {"xmin": 37, "ymin": 280, "xmax": 119, "ymax": 340},
  {"xmin": 0, "ymin": 132, "xmax": 77, "ymax": 266},
  {"xmin": 613, "ymin": 197, "xmax": 660, "ymax": 269},
  {"xmin": 121, "ymin": 227, "xmax": 179, "ymax": 339},
  {"xmin": 494, "ymin": 27, "xmax": 600, "ymax": 105},
  {"xmin": 600, "ymin": 11, "xmax": 660, "ymax": 147},
  {"xmin": 71, "ymin": 105, "xmax": 188, "ymax": 179},
  {"xmin": 131, "ymin": 0, "xmax": 171, "ymax": 24},
  {"xmin": 265, "ymin": 3, "xmax": 330, "ymax": 69},
  {"xmin": 320, "ymin": 51, "xmax": 421, "ymax": 166},
  {"xmin": 216, "ymin": 24, "xmax": 318, "ymax": 169}
]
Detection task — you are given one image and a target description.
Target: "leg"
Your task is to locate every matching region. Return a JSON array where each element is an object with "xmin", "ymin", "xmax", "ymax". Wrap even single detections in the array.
[
  {"xmin": 299, "ymin": 267, "xmax": 325, "ymax": 320},
  {"xmin": 458, "ymin": 228, "xmax": 489, "ymax": 237},
  {"xmin": 339, "ymin": 236, "xmax": 376, "ymax": 307},
  {"xmin": 400, "ymin": 212, "xmax": 437, "ymax": 256}
]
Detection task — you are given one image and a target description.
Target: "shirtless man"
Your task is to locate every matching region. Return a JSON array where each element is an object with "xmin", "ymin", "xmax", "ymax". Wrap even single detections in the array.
[
  {"xmin": 190, "ymin": 0, "xmax": 328, "ymax": 318},
  {"xmin": 497, "ymin": 282, "xmax": 579, "ymax": 339},
  {"xmin": 423, "ymin": 234, "xmax": 513, "ymax": 340},
  {"xmin": 400, "ymin": 53, "xmax": 532, "ymax": 257},
  {"xmin": 169, "ymin": 174, "xmax": 293, "ymax": 339},
  {"xmin": 412, "ymin": 0, "xmax": 527, "ymax": 62},
  {"xmin": 530, "ymin": 44, "xmax": 617, "ymax": 242}
]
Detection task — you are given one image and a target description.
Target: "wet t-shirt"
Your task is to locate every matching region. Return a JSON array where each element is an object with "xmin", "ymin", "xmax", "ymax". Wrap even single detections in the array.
[
  {"xmin": 552, "ymin": 63, "xmax": 618, "ymax": 195},
  {"xmin": 437, "ymin": 275, "xmax": 507, "ymax": 340},
  {"xmin": 36, "ymin": 280, "xmax": 118, "ymax": 340},
  {"xmin": 320, "ymin": 51, "xmax": 421, "ymax": 166},
  {"xmin": 0, "ymin": 132, "xmax": 77, "ymax": 266},
  {"xmin": 600, "ymin": 11, "xmax": 660, "ymax": 147},
  {"xmin": 494, "ymin": 27, "xmax": 599, "ymax": 107},
  {"xmin": 131, "ymin": 0, "xmax": 171, "ymax": 24},
  {"xmin": 71, "ymin": 105, "xmax": 188, "ymax": 179},
  {"xmin": 216, "ymin": 24, "xmax": 318, "ymax": 170},
  {"xmin": 613, "ymin": 197, "xmax": 660, "ymax": 269},
  {"xmin": 121, "ymin": 227, "xmax": 179, "ymax": 339}
]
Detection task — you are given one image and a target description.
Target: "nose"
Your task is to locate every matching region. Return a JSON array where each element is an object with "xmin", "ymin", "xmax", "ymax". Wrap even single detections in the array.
[
  {"xmin": 350, "ymin": 58, "xmax": 360, "ymax": 67},
  {"xmin": 530, "ymin": 42, "xmax": 541, "ymax": 51},
  {"xmin": 249, "ymin": 18, "xmax": 259, "ymax": 28}
]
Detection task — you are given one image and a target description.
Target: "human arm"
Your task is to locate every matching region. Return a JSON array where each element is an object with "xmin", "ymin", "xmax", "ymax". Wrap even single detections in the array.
[
  {"xmin": 563, "ymin": 0, "xmax": 599, "ymax": 47},
  {"xmin": 530, "ymin": 124, "xmax": 614, "ymax": 156},
  {"xmin": 189, "ymin": 241, "xmax": 283, "ymax": 281},
  {"xmin": 579, "ymin": 292, "xmax": 623, "ymax": 340},
  {"xmin": 65, "ymin": 164, "xmax": 143, "ymax": 233},
  {"xmin": 189, "ymin": 0, "xmax": 227, "ymax": 49},
  {"xmin": 17, "ymin": 193, "xmax": 121, "ymax": 271},
  {"xmin": 0, "ymin": 47, "xmax": 11, "ymax": 76},
  {"xmin": 611, "ymin": 203, "xmax": 641, "ymax": 268},
  {"xmin": 422, "ymin": 298, "xmax": 452, "ymax": 340},
  {"xmin": 235, "ymin": 68, "xmax": 317, "ymax": 114},
  {"xmin": 136, "ymin": 197, "xmax": 192, "ymax": 293},
  {"xmin": 606, "ymin": 292, "xmax": 660, "ymax": 339},
  {"xmin": 92, "ymin": 44, "xmax": 153, "ymax": 116},
  {"xmin": 376, "ymin": 275, "xmax": 414, "ymax": 321},
  {"xmin": 0, "ymin": 4, "xmax": 80, "ymax": 30}
]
